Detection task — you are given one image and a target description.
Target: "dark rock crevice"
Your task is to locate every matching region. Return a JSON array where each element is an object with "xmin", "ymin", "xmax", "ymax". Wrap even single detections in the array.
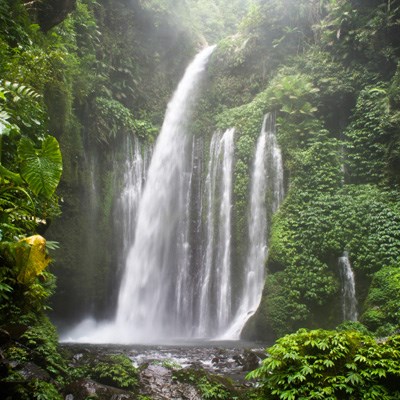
[{"xmin": 29, "ymin": 0, "xmax": 77, "ymax": 31}]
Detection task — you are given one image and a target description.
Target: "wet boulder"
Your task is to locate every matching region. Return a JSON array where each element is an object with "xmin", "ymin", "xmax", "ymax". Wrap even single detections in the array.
[
  {"xmin": 18, "ymin": 361, "xmax": 51, "ymax": 382},
  {"xmin": 139, "ymin": 364, "xmax": 202, "ymax": 400},
  {"xmin": 65, "ymin": 378, "xmax": 136, "ymax": 400}
]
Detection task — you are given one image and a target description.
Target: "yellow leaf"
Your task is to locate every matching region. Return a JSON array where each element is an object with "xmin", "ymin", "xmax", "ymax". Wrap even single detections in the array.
[{"xmin": 16, "ymin": 235, "xmax": 50, "ymax": 285}]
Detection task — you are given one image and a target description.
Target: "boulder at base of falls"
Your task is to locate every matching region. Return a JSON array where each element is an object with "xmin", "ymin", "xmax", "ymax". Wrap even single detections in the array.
[
  {"xmin": 139, "ymin": 364, "xmax": 202, "ymax": 400},
  {"xmin": 64, "ymin": 378, "xmax": 136, "ymax": 400}
]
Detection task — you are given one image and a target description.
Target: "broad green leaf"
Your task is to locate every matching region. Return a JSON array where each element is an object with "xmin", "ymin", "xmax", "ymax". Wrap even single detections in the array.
[{"xmin": 18, "ymin": 136, "xmax": 62, "ymax": 198}]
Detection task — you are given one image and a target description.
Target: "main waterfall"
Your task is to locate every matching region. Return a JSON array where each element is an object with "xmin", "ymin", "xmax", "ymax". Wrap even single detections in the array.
[
  {"xmin": 61, "ymin": 48, "xmax": 285, "ymax": 344},
  {"xmin": 114, "ymin": 46, "xmax": 216, "ymax": 342}
]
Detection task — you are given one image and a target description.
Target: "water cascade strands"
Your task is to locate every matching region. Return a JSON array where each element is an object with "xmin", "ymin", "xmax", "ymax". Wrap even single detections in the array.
[
  {"xmin": 338, "ymin": 252, "xmax": 358, "ymax": 322},
  {"xmin": 115, "ymin": 137, "xmax": 150, "ymax": 275},
  {"xmin": 196, "ymin": 128, "xmax": 235, "ymax": 337},
  {"xmin": 221, "ymin": 113, "xmax": 284, "ymax": 339}
]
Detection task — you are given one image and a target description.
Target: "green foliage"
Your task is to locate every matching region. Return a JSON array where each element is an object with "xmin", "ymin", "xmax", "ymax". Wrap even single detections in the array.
[
  {"xmin": 0, "ymin": 313, "xmax": 67, "ymax": 398},
  {"xmin": 0, "ymin": 75, "xmax": 62, "ymax": 242},
  {"xmin": 0, "ymin": 316, "xmax": 66, "ymax": 399},
  {"xmin": 29, "ymin": 380, "xmax": 63, "ymax": 400},
  {"xmin": 19, "ymin": 316, "xmax": 68, "ymax": 379},
  {"xmin": 336, "ymin": 321, "xmax": 372, "ymax": 336},
  {"xmin": 344, "ymin": 85, "xmax": 389, "ymax": 183},
  {"xmin": 247, "ymin": 329, "xmax": 400, "ymax": 400},
  {"xmin": 18, "ymin": 136, "xmax": 63, "ymax": 198},
  {"xmin": 319, "ymin": 0, "xmax": 400, "ymax": 75},
  {"xmin": 92, "ymin": 97, "xmax": 156, "ymax": 144},
  {"xmin": 173, "ymin": 369, "xmax": 242, "ymax": 400},
  {"xmin": 263, "ymin": 181, "xmax": 400, "ymax": 335},
  {"xmin": 90, "ymin": 354, "xmax": 138, "ymax": 389},
  {"xmin": 198, "ymin": 376, "xmax": 230, "ymax": 399},
  {"xmin": 361, "ymin": 266, "xmax": 400, "ymax": 336}
]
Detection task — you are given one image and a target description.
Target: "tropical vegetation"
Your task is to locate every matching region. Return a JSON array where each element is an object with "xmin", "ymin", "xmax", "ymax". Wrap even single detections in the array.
[{"xmin": 1, "ymin": 0, "xmax": 400, "ymax": 398}]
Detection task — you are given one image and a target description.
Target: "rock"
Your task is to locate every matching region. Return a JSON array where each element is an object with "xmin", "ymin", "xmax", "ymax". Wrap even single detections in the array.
[
  {"xmin": 36, "ymin": 0, "xmax": 77, "ymax": 32},
  {"xmin": 241, "ymin": 350, "xmax": 261, "ymax": 371},
  {"xmin": 0, "ymin": 328, "xmax": 11, "ymax": 345},
  {"xmin": 65, "ymin": 378, "xmax": 136, "ymax": 400},
  {"xmin": 0, "ymin": 323, "xmax": 28, "ymax": 340},
  {"xmin": 18, "ymin": 362, "xmax": 51, "ymax": 382},
  {"xmin": 139, "ymin": 365, "xmax": 202, "ymax": 400}
]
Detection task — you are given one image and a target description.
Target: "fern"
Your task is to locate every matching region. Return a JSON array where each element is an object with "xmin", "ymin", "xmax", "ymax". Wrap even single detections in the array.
[{"xmin": 0, "ymin": 80, "xmax": 41, "ymax": 101}]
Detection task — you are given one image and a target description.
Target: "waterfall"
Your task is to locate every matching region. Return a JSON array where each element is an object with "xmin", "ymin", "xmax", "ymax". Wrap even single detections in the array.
[
  {"xmin": 339, "ymin": 252, "xmax": 358, "ymax": 322},
  {"xmin": 196, "ymin": 128, "xmax": 235, "ymax": 337},
  {"xmin": 62, "ymin": 49, "xmax": 286, "ymax": 344},
  {"xmin": 117, "ymin": 137, "xmax": 149, "ymax": 262},
  {"xmin": 61, "ymin": 46, "xmax": 215, "ymax": 343},
  {"xmin": 220, "ymin": 113, "xmax": 284, "ymax": 339},
  {"xmin": 114, "ymin": 45, "xmax": 216, "ymax": 342}
]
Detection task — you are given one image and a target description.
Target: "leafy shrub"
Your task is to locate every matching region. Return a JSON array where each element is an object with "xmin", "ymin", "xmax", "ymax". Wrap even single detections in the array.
[
  {"xmin": 90, "ymin": 354, "xmax": 138, "ymax": 389},
  {"xmin": 20, "ymin": 316, "xmax": 68, "ymax": 379},
  {"xmin": 361, "ymin": 266, "xmax": 400, "ymax": 335},
  {"xmin": 247, "ymin": 329, "xmax": 400, "ymax": 400},
  {"xmin": 198, "ymin": 376, "xmax": 230, "ymax": 400}
]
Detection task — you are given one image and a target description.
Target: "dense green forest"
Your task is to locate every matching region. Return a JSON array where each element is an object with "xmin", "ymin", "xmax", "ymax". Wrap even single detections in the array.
[{"xmin": 1, "ymin": 0, "xmax": 400, "ymax": 398}]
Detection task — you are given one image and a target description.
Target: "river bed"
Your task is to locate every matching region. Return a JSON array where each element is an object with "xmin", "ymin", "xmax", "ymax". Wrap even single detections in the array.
[{"xmin": 61, "ymin": 340, "xmax": 267, "ymax": 382}]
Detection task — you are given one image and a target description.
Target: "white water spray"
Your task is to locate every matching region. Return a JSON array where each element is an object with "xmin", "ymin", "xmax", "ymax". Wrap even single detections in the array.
[
  {"xmin": 62, "ymin": 46, "xmax": 215, "ymax": 343},
  {"xmin": 339, "ymin": 252, "xmax": 358, "ymax": 322},
  {"xmin": 196, "ymin": 128, "xmax": 235, "ymax": 337},
  {"xmin": 221, "ymin": 114, "xmax": 284, "ymax": 339}
]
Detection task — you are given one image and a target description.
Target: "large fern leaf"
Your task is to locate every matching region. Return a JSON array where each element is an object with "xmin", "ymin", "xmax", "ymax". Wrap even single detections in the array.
[{"xmin": 17, "ymin": 136, "xmax": 63, "ymax": 198}]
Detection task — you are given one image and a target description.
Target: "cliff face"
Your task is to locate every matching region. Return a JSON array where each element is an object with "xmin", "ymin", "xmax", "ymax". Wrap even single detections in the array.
[{"xmin": 33, "ymin": 0, "xmax": 77, "ymax": 31}]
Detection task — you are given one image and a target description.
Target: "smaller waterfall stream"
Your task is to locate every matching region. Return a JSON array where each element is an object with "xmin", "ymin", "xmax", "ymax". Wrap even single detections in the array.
[
  {"xmin": 338, "ymin": 252, "xmax": 358, "ymax": 322},
  {"xmin": 196, "ymin": 128, "xmax": 235, "ymax": 337},
  {"xmin": 221, "ymin": 113, "xmax": 284, "ymax": 339},
  {"xmin": 117, "ymin": 137, "xmax": 149, "ymax": 264},
  {"xmin": 215, "ymin": 128, "xmax": 235, "ymax": 332}
]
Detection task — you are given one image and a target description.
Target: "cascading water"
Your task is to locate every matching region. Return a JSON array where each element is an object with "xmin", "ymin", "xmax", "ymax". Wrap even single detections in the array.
[
  {"xmin": 60, "ymin": 137, "xmax": 149, "ymax": 342},
  {"xmin": 196, "ymin": 128, "xmax": 235, "ymax": 337},
  {"xmin": 114, "ymin": 45, "xmax": 217, "ymax": 342},
  {"xmin": 62, "ymin": 49, "xmax": 285, "ymax": 344},
  {"xmin": 62, "ymin": 46, "xmax": 215, "ymax": 343},
  {"xmin": 116, "ymin": 137, "xmax": 149, "ymax": 266},
  {"xmin": 338, "ymin": 252, "xmax": 358, "ymax": 321},
  {"xmin": 221, "ymin": 113, "xmax": 284, "ymax": 339}
]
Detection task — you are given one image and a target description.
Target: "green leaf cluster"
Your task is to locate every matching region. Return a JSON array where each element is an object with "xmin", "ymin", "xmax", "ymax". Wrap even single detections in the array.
[
  {"xmin": 362, "ymin": 266, "xmax": 400, "ymax": 336},
  {"xmin": 1, "ymin": 314, "xmax": 67, "ymax": 399},
  {"xmin": 90, "ymin": 354, "xmax": 138, "ymax": 389},
  {"xmin": 248, "ymin": 329, "xmax": 400, "ymax": 400},
  {"xmin": 198, "ymin": 376, "xmax": 230, "ymax": 399}
]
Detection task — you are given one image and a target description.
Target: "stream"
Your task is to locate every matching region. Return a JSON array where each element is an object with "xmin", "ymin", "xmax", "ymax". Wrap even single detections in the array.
[{"xmin": 61, "ymin": 341, "xmax": 268, "ymax": 399}]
